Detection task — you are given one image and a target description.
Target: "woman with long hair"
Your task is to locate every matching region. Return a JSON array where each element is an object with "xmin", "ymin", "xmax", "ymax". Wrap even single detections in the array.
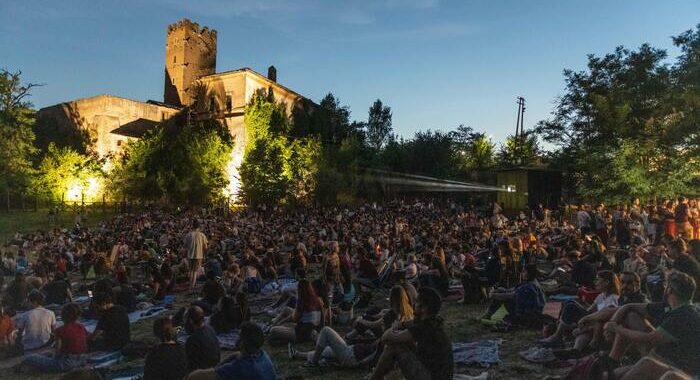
[
  {"xmin": 346, "ymin": 285, "xmax": 414, "ymax": 340},
  {"xmin": 268, "ymin": 279, "xmax": 324, "ymax": 343},
  {"xmin": 541, "ymin": 270, "xmax": 620, "ymax": 345}
]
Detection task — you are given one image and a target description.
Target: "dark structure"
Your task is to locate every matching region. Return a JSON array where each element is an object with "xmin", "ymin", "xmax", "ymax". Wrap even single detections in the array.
[{"xmin": 496, "ymin": 167, "xmax": 562, "ymax": 211}]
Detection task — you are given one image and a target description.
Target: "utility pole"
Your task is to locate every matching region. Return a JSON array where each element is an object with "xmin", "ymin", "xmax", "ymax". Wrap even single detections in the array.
[{"xmin": 515, "ymin": 96, "xmax": 526, "ymax": 138}]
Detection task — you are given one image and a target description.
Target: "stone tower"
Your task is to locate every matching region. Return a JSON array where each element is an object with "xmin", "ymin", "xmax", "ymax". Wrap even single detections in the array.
[{"xmin": 164, "ymin": 19, "xmax": 217, "ymax": 107}]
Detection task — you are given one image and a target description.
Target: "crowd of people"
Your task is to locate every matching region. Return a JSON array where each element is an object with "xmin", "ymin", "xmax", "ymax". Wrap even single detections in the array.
[{"xmin": 0, "ymin": 196, "xmax": 697, "ymax": 380}]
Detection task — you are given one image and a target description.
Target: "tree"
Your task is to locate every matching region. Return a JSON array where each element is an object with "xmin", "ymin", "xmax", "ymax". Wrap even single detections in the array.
[
  {"xmin": 465, "ymin": 132, "xmax": 495, "ymax": 171},
  {"xmin": 32, "ymin": 143, "xmax": 103, "ymax": 203},
  {"xmin": 239, "ymin": 89, "xmax": 321, "ymax": 205},
  {"xmin": 366, "ymin": 99, "xmax": 393, "ymax": 150},
  {"xmin": 107, "ymin": 111, "xmax": 233, "ymax": 204},
  {"xmin": 497, "ymin": 132, "xmax": 540, "ymax": 168},
  {"xmin": 0, "ymin": 70, "xmax": 39, "ymax": 198},
  {"xmin": 534, "ymin": 35, "xmax": 700, "ymax": 201}
]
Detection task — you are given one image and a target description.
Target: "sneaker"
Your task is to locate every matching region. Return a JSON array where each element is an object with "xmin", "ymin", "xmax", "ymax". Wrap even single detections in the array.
[
  {"xmin": 302, "ymin": 360, "xmax": 318, "ymax": 368},
  {"xmin": 288, "ymin": 343, "xmax": 296, "ymax": 359}
]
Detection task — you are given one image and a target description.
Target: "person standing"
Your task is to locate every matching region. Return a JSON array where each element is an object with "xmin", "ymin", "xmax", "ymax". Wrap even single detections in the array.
[
  {"xmin": 675, "ymin": 197, "xmax": 692, "ymax": 240},
  {"xmin": 185, "ymin": 220, "xmax": 208, "ymax": 290}
]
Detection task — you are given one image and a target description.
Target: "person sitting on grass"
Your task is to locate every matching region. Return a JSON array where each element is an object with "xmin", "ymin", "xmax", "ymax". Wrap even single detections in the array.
[
  {"xmin": 346, "ymin": 285, "xmax": 414, "ymax": 341},
  {"xmin": 42, "ymin": 271, "xmax": 73, "ymax": 306},
  {"xmin": 289, "ymin": 325, "xmax": 378, "ymax": 368},
  {"xmin": 540, "ymin": 270, "xmax": 620, "ymax": 345},
  {"xmin": 553, "ymin": 271, "xmax": 648, "ymax": 359},
  {"xmin": 13, "ymin": 290, "xmax": 56, "ymax": 352},
  {"xmin": 18, "ymin": 303, "xmax": 87, "ymax": 373},
  {"xmin": 599, "ymin": 271, "xmax": 700, "ymax": 379},
  {"xmin": 89, "ymin": 291, "xmax": 130, "ymax": 351},
  {"xmin": 143, "ymin": 317, "xmax": 188, "ymax": 380},
  {"xmin": 368, "ymin": 287, "xmax": 453, "ymax": 380},
  {"xmin": 186, "ymin": 322, "xmax": 277, "ymax": 380},
  {"xmin": 0, "ymin": 305, "xmax": 14, "ymax": 355},
  {"xmin": 268, "ymin": 279, "xmax": 324, "ymax": 344},
  {"xmin": 209, "ymin": 292, "xmax": 250, "ymax": 334},
  {"xmin": 184, "ymin": 305, "xmax": 221, "ymax": 372},
  {"xmin": 479, "ymin": 264, "xmax": 546, "ymax": 329}
]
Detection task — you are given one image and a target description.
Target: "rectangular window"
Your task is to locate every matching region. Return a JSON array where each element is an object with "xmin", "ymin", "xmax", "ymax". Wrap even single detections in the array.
[
  {"xmin": 225, "ymin": 94, "xmax": 232, "ymax": 111},
  {"xmin": 173, "ymin": 55, "xmax": 176, "ymax": 63},
  {"xmin": 209, "ymin": 96, "xmax": 216, "ymax": 112}
]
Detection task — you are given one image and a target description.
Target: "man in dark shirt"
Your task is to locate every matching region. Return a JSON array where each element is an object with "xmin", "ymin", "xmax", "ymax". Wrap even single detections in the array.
[
  {"xmin": 144, "ymin": 317, "xmax": 188, "ymax": 380},
  {"xmin": 116, "ymin": 276, "xmax": 137, "ymax": 313},
  {"xmin": 42, "ymin": 272, "xmax": 72, "ymax": 305},
  {"xmin": 604, "ymin": 271, "xmax": 700, "ymax": 378},
  {"xmin": 668, "ymin": 239, "xmax": 700, "ymax": 301},
  {"xmin": 185, "ymin": 306, "xmax": 220, "ymax": 371},
  {"xmin": 369, "ymin": 287, "xmax": 453, "ymax": 380},
  {"xmin": 90, "ymin": 291, "xmax": 131, "ymax": 351}
]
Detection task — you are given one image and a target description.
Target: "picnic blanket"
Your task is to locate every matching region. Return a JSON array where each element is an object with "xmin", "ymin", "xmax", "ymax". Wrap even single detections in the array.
[
  {"xmin": 543, "ymin": 301, "xmax": 562, "ymax": 320},
  {"xmin": 261, "ymin": 278, "xmax": 297, "ymax": 294},
  {"xmin": 106, "ymin": 366, "xmax": 145, "ymax": 380},
  {"xmin": 549, "ymin": 294, "xmax": 578, "ymax": 302},
  {"xmin": 62, "ymin": 305, "xmax": 168, "ymax": 334},
  {"xmin": 88, "ymin": 350, "xmax": 123, "ymax": 368},
  {"xmin": 249, "ymin": 297, "xmax": 277, "ymax": 315},
  {"xmin": 177, "ymin": 330, "xmax": 240, "ymax": 350},
  {"xmin": 453, "ymin": 339, "xmax": 502, "ymax": 367}
]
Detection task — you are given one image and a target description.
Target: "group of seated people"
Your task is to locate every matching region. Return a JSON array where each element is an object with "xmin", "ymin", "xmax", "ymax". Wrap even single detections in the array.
[{"xmin": 0, "ymin": 198, "xmax": 699, "ymax": 380}]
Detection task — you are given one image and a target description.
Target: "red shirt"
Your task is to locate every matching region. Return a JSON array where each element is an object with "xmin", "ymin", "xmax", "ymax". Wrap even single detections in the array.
[
  {"xmin": 55, "ymin": 322, "xmax": 88, "ymax": 354},
  {"xmin": 0, "ymin": 316, "xmax": 12, "ymax": 340},
  {"xmin": 56, "ymin": 258, "xmax": 68, "ymax": 273}
]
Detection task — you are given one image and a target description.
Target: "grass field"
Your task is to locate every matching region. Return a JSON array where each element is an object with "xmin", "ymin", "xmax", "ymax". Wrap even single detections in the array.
[{"xmin": 0, "ymin": 207, "xmax": 118, "ymax": 244}]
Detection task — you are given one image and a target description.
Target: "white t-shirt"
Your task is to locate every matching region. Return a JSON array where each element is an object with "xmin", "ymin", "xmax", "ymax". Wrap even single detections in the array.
[
  {"xmin": 14, "ymin": 307, "xmax": 56, "ymax": 350},
  {"xmin": 593, "ymin": 293, "xmax": 619, "ymax": 311}
]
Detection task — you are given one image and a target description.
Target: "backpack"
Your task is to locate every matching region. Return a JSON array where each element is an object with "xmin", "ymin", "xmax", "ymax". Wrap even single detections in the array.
[{"xmin": 563, "ymin": 352, "xmax": 616, "ymax": 380}]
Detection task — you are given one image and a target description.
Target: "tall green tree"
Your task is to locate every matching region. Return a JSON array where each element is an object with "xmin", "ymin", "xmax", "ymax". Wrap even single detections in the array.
[
  {"xmin": 534, "ymin": 33, "xmax": 700, "ymax": 201},
  {"xmin": 239, "ymin": 89, "xmax": 321, "ymax": 205},
  {"xmin": 107, "ymin": 112, "xmax": 233, "ymax": 204},
  {"xmin": 32, "ymin": 143, "xmax": 103, "ymax": 202},
  {"xmin": 0, "ymin": 70, "xmax": 39, "ymax": 197},
  {"xmin": 466, "ymin": 132, "xmax": 495, "ymax": 171},
  {"xmin": 366, "ymin": 99, "xmax": 393, "ymax": 150},
  {"xmin": 497, "ymin": 132, "xmax": 540, "ymax": 168}
]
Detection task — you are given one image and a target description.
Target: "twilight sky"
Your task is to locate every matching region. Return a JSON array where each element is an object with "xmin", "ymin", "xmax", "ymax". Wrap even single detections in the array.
[{"xmin": 2, "ymin": 0, "xmax": 699, "ymax": 145}]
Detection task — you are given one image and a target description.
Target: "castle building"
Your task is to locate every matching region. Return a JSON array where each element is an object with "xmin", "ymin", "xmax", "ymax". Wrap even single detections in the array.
[{"xmin": 36, "ymin": 18, "xmax": 315, "ymax": 197}]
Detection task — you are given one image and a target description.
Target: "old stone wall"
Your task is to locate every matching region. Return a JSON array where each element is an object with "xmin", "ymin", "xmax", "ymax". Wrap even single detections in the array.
[
  {"xmin": 36, "ymin": 95, "xmax": 179, "ymax": 157},
  {"xmin": 164, "ymin": 18, "xmax": 217, "ymax": 107}
]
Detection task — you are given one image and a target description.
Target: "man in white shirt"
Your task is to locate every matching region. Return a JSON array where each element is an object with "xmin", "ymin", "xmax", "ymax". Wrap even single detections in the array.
[
  {"xmin": 13, "ymin": 291, "xmax": 56, "ymax": 351},
  {"xmin": 185, "ymin": 220, "xmax": 208, "ymax": 290}
]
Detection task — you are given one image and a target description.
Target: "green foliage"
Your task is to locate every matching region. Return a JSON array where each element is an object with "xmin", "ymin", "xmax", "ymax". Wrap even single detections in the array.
[
  {"xmin": 366, "ymin": 99, "xmax": 393, "ymax": 150},
  {"xmin": 240, "ymin": 89, "xmax": 320, "ymax": 205},
  {"xmin": 536, "ymin": 27, "xmax": 700, "ymax": 201},
  {"xmin": 108, "ymin": 114, "xmax": 233, "ymax": 204},
  {"xmin": 32, "ymin": 143, "xmax": 103, "ymax": 202},
  {"xmin": 0, "ymin": 69, "xmax": 38, "ymax": 193},
  {"xmin": 497, "ymin": 132, "xmax": 540, "ymax": 168}
]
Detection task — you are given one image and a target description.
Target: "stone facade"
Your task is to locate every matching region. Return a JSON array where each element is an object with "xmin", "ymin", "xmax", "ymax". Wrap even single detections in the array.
[
  {"xmin": 164, "ymin": 19, "xmax": 217, "ymax": 107},
  {"xmin": 35, "ymin": 18, "xmax": 315, "ymax": 198},
  {"xmin": 36, "ymin": 95, "xmax": 179, "ymax": 157}
]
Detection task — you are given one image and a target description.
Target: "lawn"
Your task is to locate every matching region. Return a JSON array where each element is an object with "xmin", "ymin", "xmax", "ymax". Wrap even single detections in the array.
[{"xmin": 0, "ymin": 206, "xmax": 118, "ymax": 244}]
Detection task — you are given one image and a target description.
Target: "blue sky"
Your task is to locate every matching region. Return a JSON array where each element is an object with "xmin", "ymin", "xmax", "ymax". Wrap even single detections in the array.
[{"xmin": 2, "ymin": 0, "xmax": 698, "ymax": 145}]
